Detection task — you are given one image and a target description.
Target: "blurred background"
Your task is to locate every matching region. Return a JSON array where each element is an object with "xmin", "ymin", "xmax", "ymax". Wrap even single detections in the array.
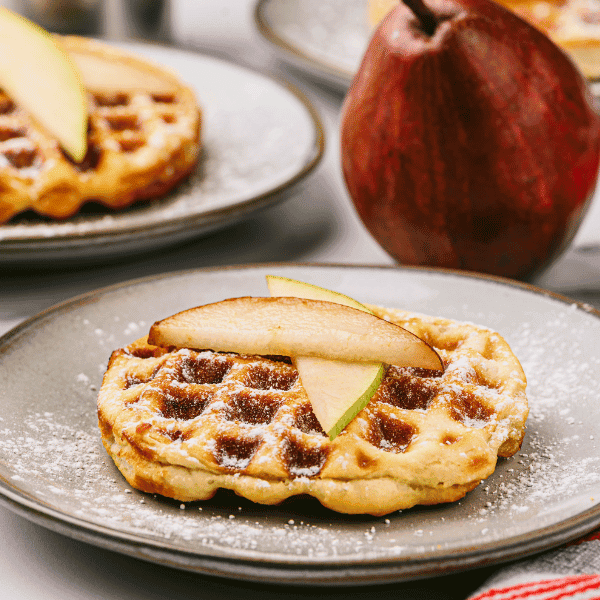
[{"xmin": 2, "ymin": 0, "xmax": 600, "ymax": 309}]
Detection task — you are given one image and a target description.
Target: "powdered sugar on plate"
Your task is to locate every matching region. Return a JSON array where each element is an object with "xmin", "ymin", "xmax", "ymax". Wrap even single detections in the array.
[
  {"xmin": 1, "ymin": 303, "xmax": 599, "ymax": 564},
  {"xmin": 0, "ymin": 266, "xmax": 599, "ymax": 579}
]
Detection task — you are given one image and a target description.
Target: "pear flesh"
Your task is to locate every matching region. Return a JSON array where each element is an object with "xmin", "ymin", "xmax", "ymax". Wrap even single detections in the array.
[
  {"xmin": 293, "ymin": 356, "xmax": 385, "ymax": 440},
  {"xmin": 0, "ymin": 8, "xmax": 87, "ymax": 161},
  {"xmin": 266, "ymin": 275, "xmax": 385, "ymax": 439},
  {"xmin": 148, "ymin": 296, "xmax": 443, "ymax": 370}
]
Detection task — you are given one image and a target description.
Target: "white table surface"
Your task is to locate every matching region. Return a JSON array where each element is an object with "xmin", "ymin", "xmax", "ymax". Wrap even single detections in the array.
[{"xmin": 2, "ymin": 1, "xmax": 600, "ymax": 597}]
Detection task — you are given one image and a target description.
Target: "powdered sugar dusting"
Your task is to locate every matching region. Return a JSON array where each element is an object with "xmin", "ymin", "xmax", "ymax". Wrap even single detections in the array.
[
  {"xmin": 463, "ymin": 302, "xmax": 600, "ymax": 527},
  {"xmin": 0, "ymin": 406, "xmax": 412, "ymax": 560},
  {"xmin": 0, "ymin": 279, "xmax": 599, "ymax": 566}
]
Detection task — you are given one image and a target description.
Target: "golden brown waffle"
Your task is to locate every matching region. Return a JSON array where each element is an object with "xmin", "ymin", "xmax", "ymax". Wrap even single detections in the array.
[
  {"xmin": 0, "ymin": 36, "xmax": 201, "ymax": 223},
  {"xmin": 97, "ymin": 306, "xmax": 528, "ymax": 516}
]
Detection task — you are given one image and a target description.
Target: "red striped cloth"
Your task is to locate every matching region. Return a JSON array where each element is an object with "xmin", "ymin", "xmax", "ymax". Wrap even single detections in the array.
[
  {"xmin": 471, "ymin": 575, "xmax": 600, "ymax": 600},
  {"xmin": 469, "ymin": 527, "xmax": 600, "ymax": 600}
]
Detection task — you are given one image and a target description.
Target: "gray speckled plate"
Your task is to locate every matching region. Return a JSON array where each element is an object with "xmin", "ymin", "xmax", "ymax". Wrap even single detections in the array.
[
  {"xmin": 0, "ymin": 264, "xmax": 599, "ymax": 585},
  {"xmin": 0, "ymin": 45, "xmax": 324, "ymax": 265}
]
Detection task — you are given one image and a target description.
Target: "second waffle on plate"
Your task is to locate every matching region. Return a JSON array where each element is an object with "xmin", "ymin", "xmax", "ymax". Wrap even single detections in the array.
[{"xmin": 0, "ymin": 36, "xmax": 201, "ymax": 223}]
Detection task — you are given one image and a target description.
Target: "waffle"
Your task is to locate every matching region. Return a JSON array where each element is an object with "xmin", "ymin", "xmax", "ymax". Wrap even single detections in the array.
[
  {"xmin": 0, "ymin": 36, "xmax": 201, "ymax": 223},
  {"xmin": 97, "ymin": 306, "xmax": 528, "ymax": 516}
]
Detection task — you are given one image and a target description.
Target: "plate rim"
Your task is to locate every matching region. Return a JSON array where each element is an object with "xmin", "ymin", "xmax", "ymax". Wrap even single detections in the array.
[
  {"xmin": 254, "ymin": 0, "xmax": 355, "ymax": 89},
  {"xmin": 1, "ymin": 262, "xmax": 599, "ymax": 584},
  {"xmin": 0, "ymin": 44, "xmax": 325, "ymax": 251}
]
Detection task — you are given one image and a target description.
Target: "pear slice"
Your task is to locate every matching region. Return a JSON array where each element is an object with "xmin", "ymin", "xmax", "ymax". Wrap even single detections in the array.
[
  {"xmin": 148, "ymin": 296, "xmax": 443, "ymax": 369},
  {"xmin": 267, "ymin": 275, "xmax": 385, "ymax": 439},
  {"xmin": 292, "ymin": 356, "xmax": 385, "ymax": 440},
  {"xmin": 266, "ymin": 275, "xmax": 372, "ymax": 312},
  {"xmin": 0, "ymin": 8, "xmax": 87, "ymax": 161}
]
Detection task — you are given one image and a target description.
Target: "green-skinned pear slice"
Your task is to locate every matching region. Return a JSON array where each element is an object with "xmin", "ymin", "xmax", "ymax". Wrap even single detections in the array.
[
  {"xmin": 291, "ymin": 356, "xmax": 385, "ymax": 440},
  {"xmin": 266, "ymin": 275, "xmax": 371, "ymax": 312},
  {"xmin": 267, "ymin": 275, "xmax": 385, "ymax": 439},
  {"xmin": 0, "ymin": 8, "xmax": 88, "ymax": 161},
  {"xmin": 149, "ymin": 296, "xmax": 442, "ymax": 370}
]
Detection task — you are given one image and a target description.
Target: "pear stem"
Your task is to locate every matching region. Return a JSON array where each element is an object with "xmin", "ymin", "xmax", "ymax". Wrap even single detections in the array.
[{"xmin": 402, "ymin": 0, "xmax": 438, "ymax": 36}]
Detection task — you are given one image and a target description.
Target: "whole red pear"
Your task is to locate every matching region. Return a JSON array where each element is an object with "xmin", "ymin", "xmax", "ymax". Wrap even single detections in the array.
[{"xmin": 341, "ymin": 0, "xmax": 600, "ymax": 280}]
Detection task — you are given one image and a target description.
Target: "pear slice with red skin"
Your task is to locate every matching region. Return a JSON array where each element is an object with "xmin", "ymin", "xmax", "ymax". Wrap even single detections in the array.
[
  {"xmin": 0, "ymin": 8, "xmax": 88, "ymax": 161},
  {"xmin": 148, "ymin": 296, "xmax": 443, "ymax": 370},
  {"xmin": 266, "ymin": 275, "xmax": 386, "ymax": 439}
]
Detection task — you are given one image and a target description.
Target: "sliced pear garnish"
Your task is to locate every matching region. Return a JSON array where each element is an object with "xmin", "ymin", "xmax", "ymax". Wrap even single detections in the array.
[
  {"xmin": 0, "ymin": 8, "xmax": 87, "ymax": 161},
  {"xmin": 148, "ymin": 296, "xmax": 442, "ymax": 367},
  {"xmin": 149, "ymin": 297, "xmax": 442, "ymax": 369},
  {"xmin": 293, "ymin": 356, "xmax": 385, "ymax": 440},
  {"xmin": 149, "ymin": 283, "xmax": 443, "ymax": 441},
  {"xmin": 266, "ymin": 275, "xmax": 371, "ymax": 312},
  {"xmin": 267, "ymin": 275, "xmax": 386, "ymax": 439}
]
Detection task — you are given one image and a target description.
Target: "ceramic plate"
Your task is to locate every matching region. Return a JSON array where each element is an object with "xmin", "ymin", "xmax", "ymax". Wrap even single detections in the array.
[
  {"xmin": 0, "ymin": 45, "xmax": 324, "ymax": 265},
  {"xmin": 255, "ymin": 0, "xmax": 366, "ymax": 91},
  {"xmin": 255, "ymin": 0, "xmax": 600, "ymax": 98},
  {"xmin": 0, "ymin": 264, "xmax": 599, "ymax": 585}
]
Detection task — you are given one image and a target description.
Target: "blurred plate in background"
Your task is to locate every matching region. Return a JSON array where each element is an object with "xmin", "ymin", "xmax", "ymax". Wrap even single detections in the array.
[
  {"xmin": 255, "ymin": 0, "xmax": 366, "ymax": 91},
  {"xmin": 255, "ymin": 0, "xmax": 600, "ymax": 91},
  {"xmin": 0, "ymin": 43, "xmax": 324, "ymax": 266}
]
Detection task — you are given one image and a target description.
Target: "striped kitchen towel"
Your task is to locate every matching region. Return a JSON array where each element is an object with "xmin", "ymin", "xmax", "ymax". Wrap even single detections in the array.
[{"xmin": 469, "ymin": 528, "xmax": 600, "ymax": 600}]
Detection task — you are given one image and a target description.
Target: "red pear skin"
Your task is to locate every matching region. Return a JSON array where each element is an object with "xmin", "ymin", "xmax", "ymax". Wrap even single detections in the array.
[{"xmin": 341, "ymin": 0, "xmax": 600, "ymax": 280}]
